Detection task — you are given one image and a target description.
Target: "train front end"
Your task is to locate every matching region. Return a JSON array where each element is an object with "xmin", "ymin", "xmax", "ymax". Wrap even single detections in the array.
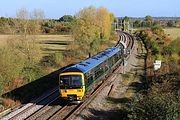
[{"xmin": 59, "ymin": 72, "xmax": 85, "ymax": 102}]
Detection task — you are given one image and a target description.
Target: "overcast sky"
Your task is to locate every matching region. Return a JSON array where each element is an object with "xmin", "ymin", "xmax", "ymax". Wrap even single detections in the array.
[{"xmin": 0, "ymin": 0, "xmax": 180, "ymax": 18}]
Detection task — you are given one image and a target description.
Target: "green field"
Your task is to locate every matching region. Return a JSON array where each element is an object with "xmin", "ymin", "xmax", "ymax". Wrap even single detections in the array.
[
  {"xmin": 37, "ymin": 35, "xmax": 73, "ymax": 55},
  {"xmin": 163, "ymin": 28, "xmax": 180, "ymax": 39},
  {"xmin": 0, "ymin": 35, "xmax": 73, "ymax": 55}
]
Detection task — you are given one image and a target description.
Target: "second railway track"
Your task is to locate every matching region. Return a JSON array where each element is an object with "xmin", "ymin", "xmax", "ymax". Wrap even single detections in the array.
[
  {"xmin": 1, "ymin": 31, "xmax": 134, "ymax": 120},
  {"xmin": 2, "ymin": 87, "xmax": 59, "ymax": 120}
]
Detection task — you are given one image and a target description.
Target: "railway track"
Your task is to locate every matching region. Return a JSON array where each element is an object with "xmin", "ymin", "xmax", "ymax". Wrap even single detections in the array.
[
  {"xmin": 1, "ymin": 31, "xmax": 134, "ymax": 120},
  {"xmin": 116, "ymin": 31, "xmax": 134, "ymax": 57},
  {"xmin": 1, "ymin": 87, "xmax": 59, "ymax": 120},
  {"xmin": 25, "ymin": 96, "xmax": 60, "ymax": 120},
  {"xmin": 45, "ymin": 67, "xmax": 119, "ymax": 120},
  {"xmin": 123, "ymin": 32, "xmax": 134, "ymax": 50}
]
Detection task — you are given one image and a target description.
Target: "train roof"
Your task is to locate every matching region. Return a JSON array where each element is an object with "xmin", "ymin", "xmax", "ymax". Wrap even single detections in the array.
[{"xmin": 62, "ymin": 47, "xmax": 121, "ymax": 73}]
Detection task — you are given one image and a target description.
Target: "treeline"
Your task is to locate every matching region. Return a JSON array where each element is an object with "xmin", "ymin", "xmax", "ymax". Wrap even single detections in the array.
[
  {"xmin": 131, "ymin": 16, "xmax": 180, "ymax": 28},
  {"xmin": 0, "ymin": 15, "xmax": 74, "ymax": 35},
  {"xmin": 124, "ymin": 27, "xmax": 180, "ymax": 119}
]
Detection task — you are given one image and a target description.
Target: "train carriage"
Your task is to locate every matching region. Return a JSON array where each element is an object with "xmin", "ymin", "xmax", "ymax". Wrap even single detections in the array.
[{"xmin": 59, "ymin": 47, "xmax": 123, "ymax": 102}]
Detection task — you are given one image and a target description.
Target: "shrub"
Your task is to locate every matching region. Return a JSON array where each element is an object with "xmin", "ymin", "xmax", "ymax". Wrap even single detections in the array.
[
  {"xmin": 155, "ymin": 54, "xmax": 162, "ymax": 60},
  {"xmin": 22, "ymin": 65, "xmax": 42, "ymax": 83},
  {"xmin": 53, "ymin": 52, "xmax": 63, "ymax": 66},
  {"xmin": 129, "ymin": 93, "xmax": 180, "ymax": 120}
]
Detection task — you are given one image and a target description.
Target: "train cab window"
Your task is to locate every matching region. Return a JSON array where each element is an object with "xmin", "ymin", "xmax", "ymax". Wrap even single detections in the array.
[
  {"xmin": 60, "ymin": 75, "xmax": 82, "ymax": 89},
  {"xmin": 72, "ymin": 75, "xmax": 82, "ymax": 85}
]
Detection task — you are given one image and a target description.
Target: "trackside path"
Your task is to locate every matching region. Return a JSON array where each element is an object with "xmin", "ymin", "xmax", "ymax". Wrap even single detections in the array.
[{"xmin": 74, "ymin": 38, "xmax": 145, "ymax": 120}]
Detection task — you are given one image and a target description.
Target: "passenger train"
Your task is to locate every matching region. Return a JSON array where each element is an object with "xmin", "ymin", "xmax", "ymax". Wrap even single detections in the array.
[{"xmin": 59, "ymin": 47, "xmax": 123, "ymax": 102}]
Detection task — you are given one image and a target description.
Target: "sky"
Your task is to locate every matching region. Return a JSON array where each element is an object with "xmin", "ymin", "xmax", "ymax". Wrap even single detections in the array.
[{"xmin": 0, "ymin": 0, "xmax": 180, "ymax": 19}]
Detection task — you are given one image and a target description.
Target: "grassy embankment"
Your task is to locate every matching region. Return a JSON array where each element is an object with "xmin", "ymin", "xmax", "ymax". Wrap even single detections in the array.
[
  {"xmin": 0, "ymin": 35, "xmax": 72, "ymax": 112},
  {"xmin": 127, "ymin": 28, "xmax": 179, "ymax": 119},
  {"xmin": 106, "ymin": 27, "xmax": 180, "ymax": 119}
]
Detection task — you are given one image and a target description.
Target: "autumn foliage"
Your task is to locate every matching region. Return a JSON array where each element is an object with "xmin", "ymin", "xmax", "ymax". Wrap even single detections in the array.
[
  {"xmin": 128, "ymin": 27, "xmax": 180, "ymax": 120},
  {"xmin": 71, "ymin": 6, "xmax": 117, "ymax": 60}
]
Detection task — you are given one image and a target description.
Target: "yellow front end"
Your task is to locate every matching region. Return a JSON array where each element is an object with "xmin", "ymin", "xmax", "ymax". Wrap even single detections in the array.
[{"xmin": 59, "ymin": 72, "xmax": 85, "ymax": 101}]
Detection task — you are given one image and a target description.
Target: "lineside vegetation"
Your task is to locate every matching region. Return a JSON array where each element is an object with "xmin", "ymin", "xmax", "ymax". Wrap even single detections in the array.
[
  {"xmin": 0, "ymin": 6, "xmax": 118, "ymax": 111},
  {"xmin": 121, "ymin": 27, "xmax": 180, "ymax": 120}
]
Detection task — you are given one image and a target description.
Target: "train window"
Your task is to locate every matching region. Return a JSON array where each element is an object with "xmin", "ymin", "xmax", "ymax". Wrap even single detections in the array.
[
  {"xmin": 85, "ymin": 71, "xmax": 94, "ymax": 87},
  {"xmin": 115, "ymin": 53, "xmax": 119, "ymax": 62},
  {"xmin": 87, "ymin": 76, "xmax": 93, "ymax": 84},
  {"xmin": 103, "ymin": 60, "xmax": 109, "ymax": 72},
  {"xmin": 94, "ymin": 66, "xmax": 104, "ymax": 80}
]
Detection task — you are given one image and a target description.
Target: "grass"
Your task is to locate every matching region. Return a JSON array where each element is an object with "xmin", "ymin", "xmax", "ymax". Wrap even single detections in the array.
[
  {"xmin": 121, "ymin": 73, "xmax": 131, "ymax": 86},
  {"xmin": 122, "ymin": 40, "xmax": 146, "ymax": 98},
  {"xmin": 0, "ymin": 35, "xmax": 9, "ymax": 47},
  {"xmin": 124, "ymin": 89, "xmax": 135, "ymax": 98},
  {"xmin": 133, "ymin": 27, "xmax": 180, "ymax": 39},
  {"xmin": 37, "ymin": 35, "xmax": 73, "ymax": 56},
  {"xmin": 0, "ymin": 35, "xmax": 73, "ymax": 55},
  {"xmin": 163, "ymin": 28, "xmax": 180, "ymax": 39}
]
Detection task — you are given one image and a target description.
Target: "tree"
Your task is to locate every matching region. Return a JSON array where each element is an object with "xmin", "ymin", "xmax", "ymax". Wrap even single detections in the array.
[
  {"xmin": 145, "ymin": 15, "xmax": 153, "ymax": 27},
  {"xmin": 124, "ymin": 16, "xmax": 129, "ymax": 21},
  {"xmin": 14, "ymin": 8, "xmax": 42, "ymax": 65},
  {"xmin": 71, "ymin": 6, "xmax": 114, "ymax": 58},
  {"xmin": 110, "ymin": 13, "xmax": 115, "ymax": 24},
  {"xmin": 59, "ymin": 15, "xmax": 74, "ymax": 22},
  {"xmin": 97, "ymin": 7, "xmax": 112, "ymax": 39},
  {"xmin": 0, "ymin": 46, "xmax": 25, "ymax": 93},
  {"xmin": 31, "ymin": 9, "xmax": 45, "ymax": 20},
  {"xmin": 0, "ymin": 8, "xmax": 43, "ymax": 86},
  {"xmin": 167, "ymin": 20, "xmax": 174, "ymax": 27},
  {"xmin": 133, "ymin": 20, "xmax": 141, "ymax": 28},
  {"xmin": 123, "ymin": 16, "xmax": 129, "ymax": 31}
]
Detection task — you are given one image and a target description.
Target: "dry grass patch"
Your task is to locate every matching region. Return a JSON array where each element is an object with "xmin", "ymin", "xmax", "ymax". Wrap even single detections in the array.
[
  {"xmin": 36, "ymin": 35, "xmax": 73, "ymax": 41},
  {"xmin": 124, "ymin": 89, "xmax": 136, "ymax": 98},
  {"xmin": 164, "ymin": 28, "xmax": 180, "ymax": 39},
  {"xmin": 121, "ymin": 78, "xmax": 130, "ymax": 86},
  {"xmin": 0, "ymin": 35, "xmax": 72, "ymax": 47},
  {"xmin": 1, "ymin": 98, "xmax": 20, "ymax": 110},
  {"xmin": 0, "ymin": 35, "xmax": 10, "ymax": 47}
]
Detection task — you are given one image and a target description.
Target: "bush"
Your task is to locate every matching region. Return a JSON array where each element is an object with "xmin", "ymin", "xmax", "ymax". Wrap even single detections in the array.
[
  {"xmin": 150, "ymin": 40, "xmax": 160, "ymax": 55},
  {"xmin": 22, "ymin": 65, "xmax": 42, "ymax": 83},
  {"xmin": 0, "ymin": 47, "xmax": 25, "ymax": 93},
  {"xmin": 53, "ymin": 52, "xmax": 63, "ymax": 66},
  {"xmin": 129, "ymin": 93, "xmax": 180, "ymax": 120},
  {"xmin": 39, "ymin": 52, "xmax": 63, "ymax": 67},
  {"xmin": 168, "ymin": 39, "xmax": 180, "ymax": 54},
  {"xmin": 131, "ymin": 28, "xmax": 180, "ymax": 120},
  {"xmin": 155, "ymin": 54, "xmax": 162, "ymax": 60}
]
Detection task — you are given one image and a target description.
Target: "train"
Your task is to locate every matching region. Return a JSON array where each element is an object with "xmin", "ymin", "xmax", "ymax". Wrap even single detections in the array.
[{"xmin": 59, "ymin": 47, "xmax": 124, "ymax": 102}]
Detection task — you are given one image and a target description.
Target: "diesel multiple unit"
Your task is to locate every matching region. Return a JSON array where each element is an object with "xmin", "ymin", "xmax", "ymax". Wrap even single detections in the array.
[{"xmin": 59, "ymin": 47, "xmax": 123, "ymax": 102}]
